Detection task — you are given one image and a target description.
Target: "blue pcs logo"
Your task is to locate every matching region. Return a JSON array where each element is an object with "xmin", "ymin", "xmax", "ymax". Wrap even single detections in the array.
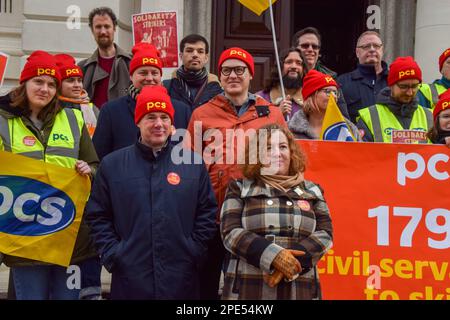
[
  {"xmin": 322, "ymin": 122, "xmax": 354, "ymax": 142},
  {"xmin": 0, "ymin": 176, "xmax": 76, "ymax": 236}
]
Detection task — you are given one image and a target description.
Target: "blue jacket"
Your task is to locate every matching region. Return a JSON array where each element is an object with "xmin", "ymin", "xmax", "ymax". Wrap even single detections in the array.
[
  {"xmin": 338, "ymin": 61, "xmax": 389, "ymax": 123},
  {"xmin": 92, "ymin": 94, "xmax": 192, "ymax": 160},
  {"xmin": 85, "ymin": 142, "xmax": 217, "ymax": 299}
]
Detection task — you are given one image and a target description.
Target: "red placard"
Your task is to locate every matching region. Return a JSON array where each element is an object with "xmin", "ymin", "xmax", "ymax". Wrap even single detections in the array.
[
  {"xmin": 0, "ymin": 51, "xmax": 9, "ymax": 87},
  {"xmin": 298, "ymin": 140, "xmax": 450, "ymax": 300},
  {"xmin": 132, "ymin": 11, "xmax": 179, "ymax": 68}
]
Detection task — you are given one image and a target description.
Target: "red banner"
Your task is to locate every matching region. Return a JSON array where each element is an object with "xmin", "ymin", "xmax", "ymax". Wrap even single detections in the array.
[
  {"xmin": 132, "ymin": 11, "xmax": 179, "ymax": 68},
  {"xmin": 0, "ymin": 51, "xmax": 9, "ymax": 87},
  {"xmin": 298, "ymin": 140, "xmax": 450, "ymax": 300}
]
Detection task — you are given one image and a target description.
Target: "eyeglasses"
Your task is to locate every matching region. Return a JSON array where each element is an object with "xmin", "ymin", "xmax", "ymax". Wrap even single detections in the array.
[
  {"xmin": 299, "ymin": 43, "xmax": 321, "ymax": 50},
  {"xmin": 220, "ymin": 66, "xmax": 247, "ymax": 76},
  {"xmin": 357, "ymin": 43, "xmax": 383, "ymax": 50},
  {"xmin": 319, "ymin": 88, "xmax": 340, "ymax": 98},
  {"xmin": 395, "ymin": 83, "xmax": 421, "ymax": 91}
]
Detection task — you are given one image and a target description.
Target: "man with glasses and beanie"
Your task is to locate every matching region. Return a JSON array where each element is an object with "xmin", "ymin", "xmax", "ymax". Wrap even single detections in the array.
[
  {"xmin": 338, "ymin": 31, "xmax": 389, "ymax": 124},
  {"xmin": 357, "ymin": 56, "xmax": 433, "ymax": 143},
  {"xmin": 186, "ymin": 47, "xmax": 286, "ymax": 299}
]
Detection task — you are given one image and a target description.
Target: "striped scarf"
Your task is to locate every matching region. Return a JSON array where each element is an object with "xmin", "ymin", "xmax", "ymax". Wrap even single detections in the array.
[{"xmin": 176, "ymin": 66, "xmax": 208, "ymax": 101}]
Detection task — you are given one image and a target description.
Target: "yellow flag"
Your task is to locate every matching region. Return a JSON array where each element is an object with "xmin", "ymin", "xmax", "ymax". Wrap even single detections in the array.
[
  {"xmin": 320, "ymin": 95, "xmax": 356, "ymax": 141},
  {"xmin": 238, "ymin": 0, "xmax": 279, "ymax": 16},
  {"xmin": 0, "ymin": 151, "xmax": 90, "ymax": 266}
]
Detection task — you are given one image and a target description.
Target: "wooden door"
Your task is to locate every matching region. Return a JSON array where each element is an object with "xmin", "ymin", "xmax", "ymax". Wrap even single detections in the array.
[
  {"xmin": 292, "ymin": 0, "xmax": 378, "ymax": 75},
  {"xmin": 211, "ymin": 0, "xmax": 291, "ymax": 92}
]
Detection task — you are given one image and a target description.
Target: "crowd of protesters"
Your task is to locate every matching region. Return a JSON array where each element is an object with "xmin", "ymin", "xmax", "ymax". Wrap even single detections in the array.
[{"xmin": 0, "ymin": 6, "xmax": 449, "ymax": 301}]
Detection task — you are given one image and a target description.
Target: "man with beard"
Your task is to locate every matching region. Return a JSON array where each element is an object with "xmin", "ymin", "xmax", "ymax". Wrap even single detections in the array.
[
  {"xmin": 79, "ymin": 7, "xmax": 132, "ymax": 109},
  {"xmin": 338, "ymin": 31, "xmax": 389, "ymax": 124},
  {"xmin": 163, "ymin": 34, "xmax": 222, "ymax": 110},
  {"xmin": 257, "ymin": 47, "xmax": 305, "ymax": 119}
]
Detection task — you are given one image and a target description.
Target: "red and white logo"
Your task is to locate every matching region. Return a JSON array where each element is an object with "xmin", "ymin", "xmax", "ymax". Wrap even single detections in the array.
[
  {"xmin": 297, "ymin": 200, "xmax": 311, "ymax": 211},
  {"xmin": 167, "ymin": 172, "xmax": 181, "ymax": 186},
  {"xmin": 23, "ymin": 136, "xmax": 36, "ymax": 146}
]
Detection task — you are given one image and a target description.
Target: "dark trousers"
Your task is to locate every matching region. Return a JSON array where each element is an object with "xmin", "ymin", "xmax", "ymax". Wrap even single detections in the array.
[{"xmin": 199, "ymin": 226, "xmax": 225, "ymax": 300}]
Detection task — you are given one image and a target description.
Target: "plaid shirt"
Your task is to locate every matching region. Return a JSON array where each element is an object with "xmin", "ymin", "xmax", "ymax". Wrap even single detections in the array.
[{"xmin": 220, "ymin": 178, "xmax": 333, "ymax": 300}]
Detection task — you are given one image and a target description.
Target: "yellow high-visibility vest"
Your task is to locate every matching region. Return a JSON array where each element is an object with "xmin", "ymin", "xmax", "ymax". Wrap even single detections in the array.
[
  {"xmin": 358, "ymin": 103, "xmax": 433, "ymax": 143},
  {"xmin": 0, "ymin": 108, "xmax": 84, "ymax": 168},
  {"xmin": 419, "ymin": 83, "xmax": 447, "ymax": 110}
]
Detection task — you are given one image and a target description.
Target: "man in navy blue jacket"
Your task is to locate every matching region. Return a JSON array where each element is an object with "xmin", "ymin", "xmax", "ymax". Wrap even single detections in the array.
[
  {"xmin": 338, "ymin": 31, "xmax": 389, "ymax": 124},
  {"xmin": 93, "ymin": 42, "xmax": 191, "ymax": 160},
  {"xmin": 86, "ymin": 86, "xmax": 217, "ymax": 299}
]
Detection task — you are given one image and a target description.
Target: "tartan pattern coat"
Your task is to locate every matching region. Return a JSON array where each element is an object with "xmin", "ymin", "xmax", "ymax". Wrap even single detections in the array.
[{"xmin": 220, "ymin": 178, "xmax": 333, "ymax": 300}]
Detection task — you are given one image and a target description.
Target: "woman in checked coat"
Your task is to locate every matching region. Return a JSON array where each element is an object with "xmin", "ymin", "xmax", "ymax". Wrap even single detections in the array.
[{"xmin": 220, "ymin": 124, "xmax": 333, "ymax": 300}]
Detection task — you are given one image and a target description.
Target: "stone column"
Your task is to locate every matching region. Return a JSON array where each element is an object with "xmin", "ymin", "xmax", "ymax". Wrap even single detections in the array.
[
  {"xmin": 21, "ymin": 0, "xmax": 135, "ymax": 56},
  {"xmin": 0, "ymin": 0, "xmax": 24, "ymax": 94},
  {"xmin": 415, "ymin": 0, "xmax": 450, "ymax": 83},
  {"xmin": 183, "ymin": 0, "xmax": 212, "ymax": 70},
  {"xmin": 379, "ymin": 0, "xmax": 416, "ymax": 64}
]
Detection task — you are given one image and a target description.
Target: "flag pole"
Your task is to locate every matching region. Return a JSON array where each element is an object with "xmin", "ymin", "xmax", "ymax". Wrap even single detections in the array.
[{"xmin": 268, "ymin": 0, "xmax": 288, "ymax": 121}]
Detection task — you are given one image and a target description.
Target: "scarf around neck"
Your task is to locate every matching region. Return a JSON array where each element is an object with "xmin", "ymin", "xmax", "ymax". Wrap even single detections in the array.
[
  {"xmin": 176, "ymin": 66, "xmax": 208, "ymax": 101},
  {"xmin": 177, "ymin": 66, "xmax": 208, "ymax": 85},
  {"xmin": 128, "ymin": 84, "xmax": 141, "ymax": 100},
  {"xmin": 58, "ymin": 89, "xmax": 91, "ymax": 104},
  {"xmin": 259, "ymin": 172, "xmax": 304, "ymax": 194}
]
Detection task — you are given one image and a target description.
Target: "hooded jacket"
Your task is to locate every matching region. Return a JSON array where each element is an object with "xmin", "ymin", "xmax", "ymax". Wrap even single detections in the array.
[
  {"xmin": 356, "ymin": 87, "xmax": 432, "ymax": 142},
  {"xmin": 187, "ymin": 94, "xmax": 286, "ymax": 220}
]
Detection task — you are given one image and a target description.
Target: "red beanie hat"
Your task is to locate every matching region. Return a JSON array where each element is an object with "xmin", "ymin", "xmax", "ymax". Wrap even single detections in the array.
[
  {"xmin": 301, "ymin": 70, "xmax": 338, "ymax": 100},
  {"xmin": 388, "ymin": 56, "xmax": 422, "ymax": 86},
  {"xmin": 433, "ymin": 89, "xmax": 450, "ymax": 122},
  {"xmin": 20, "ymin": 50, "xmax": 61, "ymax": 85},
  {"xmin": 439, "ymin": 48, "xmax": 450, "ymax": 72},
  {"xmin": 130, "ymin": 43, "xmax": 163, "ymax": 76},
  {"xmin": 135, "ymin": 85, "xmax": 174, "ymax": 124},
  {"xmin": 54, "ymin": 54, "xmax": 83, "ymax": 81},
  {"xmin": 218, "ymin": 47, "xmax": 254, "ymax": 76}
]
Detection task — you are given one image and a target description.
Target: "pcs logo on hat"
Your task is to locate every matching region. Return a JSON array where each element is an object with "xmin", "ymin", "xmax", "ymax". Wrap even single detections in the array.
[
  {"xmin": 442, "ymin": 101, "xmax": 450, "ymax": 110},
  {"xmin": 229, "ymin": 50, "xmax": 247, "ymax": 58},
  {"xmin": 325, "ymin": 77, "xmax": 334, "ymax": 83},
  {"xmin": 37, "ymin": 68, "xmax": 56, "ymax": 76},
  {"xmin": 142, "ymin": 57, "xmax": 159, "ymax": 65},
  {"xmin": 146, "ymin": 101, "xmax": 167, "ymax": 110},
  {"xmin": 66, "ymin": 69, "xmax": 81, "ymax": 76},
  {"xmin": 398, "ymin": 69, "xmax": 416, "ymax": 79}
]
